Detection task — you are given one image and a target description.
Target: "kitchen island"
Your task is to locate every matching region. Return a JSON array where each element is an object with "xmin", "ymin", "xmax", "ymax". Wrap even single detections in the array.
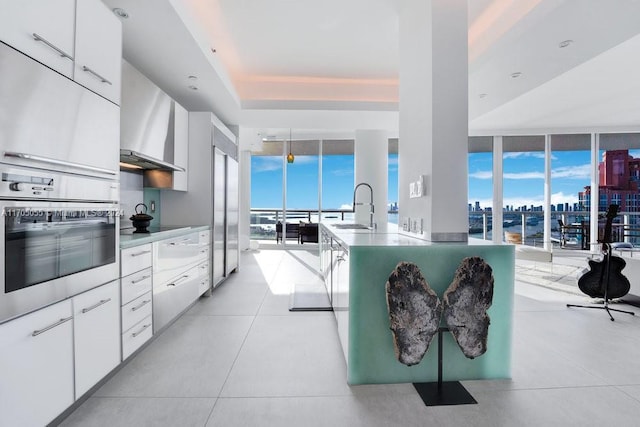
[{"xmin": 320, "ymin": 223, "xmax": 515, "ymax": 385}]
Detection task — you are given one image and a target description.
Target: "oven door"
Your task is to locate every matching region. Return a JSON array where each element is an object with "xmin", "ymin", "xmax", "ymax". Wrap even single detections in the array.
[{"xmin": 0, "ymin": 201, "xmax": 120, "ymax": 323}]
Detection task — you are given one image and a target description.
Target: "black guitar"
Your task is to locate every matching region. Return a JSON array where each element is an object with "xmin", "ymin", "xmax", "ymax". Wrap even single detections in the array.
[{"xmin": 577, "ymin": 204, "xmax": 630, "ymax": 299}]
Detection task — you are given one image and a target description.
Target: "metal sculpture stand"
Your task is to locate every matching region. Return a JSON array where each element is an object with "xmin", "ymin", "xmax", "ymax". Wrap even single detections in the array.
[{"xmin": 413, "ymin": 327, "xmax": 477, "ymax": 406}]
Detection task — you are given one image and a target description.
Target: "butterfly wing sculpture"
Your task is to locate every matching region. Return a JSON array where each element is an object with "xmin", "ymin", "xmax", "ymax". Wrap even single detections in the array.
[
  {"xmin": 442, "ymin": 257, "xmax": 494, "ymax": 359},
  {"xmin": 385, "ymin": 261, "xmax": 442, "ymax": 366},
  {"xmin": 386, "ymin": 257, "xmax": 494, "ymax": 366}
]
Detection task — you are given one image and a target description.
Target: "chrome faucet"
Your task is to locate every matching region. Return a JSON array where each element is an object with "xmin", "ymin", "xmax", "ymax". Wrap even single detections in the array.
[{"xmin": 353, "ymin": 182, "xmax": 375, "ymax": 229}]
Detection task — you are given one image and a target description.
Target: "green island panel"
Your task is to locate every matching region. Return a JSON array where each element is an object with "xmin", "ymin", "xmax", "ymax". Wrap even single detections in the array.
[{"xmin": 347, "ymin": 243, "xmax": 515, "ymax": 385}]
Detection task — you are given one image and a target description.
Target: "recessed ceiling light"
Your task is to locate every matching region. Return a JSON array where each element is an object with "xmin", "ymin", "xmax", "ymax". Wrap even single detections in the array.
[
  {"xmin": 211, "ymin": 48, "xmax": 217, "ymax": 54},
  {"xmin": 188, "ymin": 75, "xmax": 198, "ymax": 81},
  {"xmin": 112, "ymin": 8, "xmax": 129, "ymax": 19},
  {"xmin": 510, "ymin": 72, "xmax": 522, "ymax": 78},
  {"xmin": 559, "ymin": 39, "xmax": 573, "ymax": 48},
  {"xmin": 188, "ymin": 85, "xmax": 198, "ymax": 91},
  {"xmin": 479, "ymin": 93, "xmax": 488, "ymax": 98}
]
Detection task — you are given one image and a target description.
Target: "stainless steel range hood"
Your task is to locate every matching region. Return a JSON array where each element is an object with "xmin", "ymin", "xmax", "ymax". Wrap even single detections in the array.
[
  {"xmin": 119, "ymin": 60, "xmax": 185, "ymax": 172},
  {"xmin": 120, "ymin": 149, "xmax": 184, "ymax": 171}
]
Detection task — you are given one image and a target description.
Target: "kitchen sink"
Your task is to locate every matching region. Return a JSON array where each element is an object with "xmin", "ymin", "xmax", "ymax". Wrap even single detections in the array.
[{"xmin": 331, "ymin": 223, "xmax": 371, "ymax": 230}]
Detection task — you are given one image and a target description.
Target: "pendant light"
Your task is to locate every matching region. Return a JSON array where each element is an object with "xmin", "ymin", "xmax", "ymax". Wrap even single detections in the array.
[{"xmin": 286, "ymin": 128, "xmax": 295, "ymax": 163}]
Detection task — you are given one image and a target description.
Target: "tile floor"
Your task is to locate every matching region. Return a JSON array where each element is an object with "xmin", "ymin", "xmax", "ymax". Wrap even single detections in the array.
[{"xmin": 60, "ymin": 248, "xmax": 640, "ymax": 426}]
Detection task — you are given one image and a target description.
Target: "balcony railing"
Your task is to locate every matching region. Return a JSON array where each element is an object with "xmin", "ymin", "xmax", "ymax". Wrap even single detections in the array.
[
  {"xmin": 469, "ymin": 210, "xmax": 640, "ymax": 248},
  {"xmin": 250, "ymin": 208, "xmax": 399, "ymax": 242},
  {"xmin": 251, "ymin": 208, "xmax": 640, "ymax": 247}
]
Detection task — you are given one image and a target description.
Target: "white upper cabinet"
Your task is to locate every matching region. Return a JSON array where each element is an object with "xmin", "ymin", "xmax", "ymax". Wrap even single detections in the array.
[
  {"xmin": 74, "ymin": 0, "xmax": 122, "ymax": 104},
  {"xmin": 0, "ymin": 0, "xmax": 76, "ymax": 78},
  {"xmin": 0, "ymin": 0, "xmax": 122, "ymax": 104}
]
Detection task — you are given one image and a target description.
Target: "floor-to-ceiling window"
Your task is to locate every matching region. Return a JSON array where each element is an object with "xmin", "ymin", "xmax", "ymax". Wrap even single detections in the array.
[
  {"xmin": 321, "ymin": 140, "xmax": 355, "ymax": 222},
  {"xmin": 388, "ymin": 139, "xmax": 398, "ymax": 224},
  {"xmin": 286, "ymin": 139, "xmax": 320, "ymax": 227},
  {"xmin": 468, "ymin": 137, "xmax": 493, "ymax": 240},
  {"xmin": 250, "ymin": 140, "xmax": 284, "ymax": 241}
]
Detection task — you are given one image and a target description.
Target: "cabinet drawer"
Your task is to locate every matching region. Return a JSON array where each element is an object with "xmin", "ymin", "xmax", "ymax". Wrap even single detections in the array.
[
  {"xmin": 122, "ymin": 292, "xmax": 152, "ymax": 333},
  {"xmin": 198, "ymin": 230, "xmax": 210, "ymax": 245},
  {"xmin": 197, "ymin": 261, "xmax": 210, "ymax": 279},
  {"xmin": 121, "ymin": 244, "xmax": 152, "ymax": 277},
  {"xmin": 121, "ymin": 267, "xmax": 152, "ymax": 305},
  {"xmin": 198, "ymin": 275, "xmax": 210, "ymax": 296},
  {"xmin": 122, "ymin": 315, "xmax": 152, "ymax": 360}
]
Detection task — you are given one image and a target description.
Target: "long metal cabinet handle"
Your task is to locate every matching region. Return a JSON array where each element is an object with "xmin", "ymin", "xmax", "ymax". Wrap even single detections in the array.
[
  {"xmin": 131, "ymin": 274, "xmax": 151, "ymax": 284},
  {"xmin": 81, "ymin": 298, "xmax": 111, "ymax": 314},
  {"xmin": 131, "ymin": 299, "xmax": 151, "ymax": 312},
  {"xmin": 131, "ymin": 323, "xmax": 151, "ymax": 338},
  {"xmin": 32, "ymin": 33, "xmax": 73, "ymax": 60},
  {"xmin": 130, "ymin": 250, "xmax": 151, "ymax": 257},
  {"xmin": 81, "ymin": 65, "xmax": 112, "ymax": 85},
  {"xmin": 169, "ymin": 238, "xmax": 190, "ymax": 246},
  {"xmin": 168, "ymin": 275, "xmax": 190, "ymax": 287},
  {"xmin": 32, "ymin": 316, "xmax": 73, "ymax": 337},
  {"xmin": 4, "ymin": 151, "xmax": 118, "ymax": 176}
]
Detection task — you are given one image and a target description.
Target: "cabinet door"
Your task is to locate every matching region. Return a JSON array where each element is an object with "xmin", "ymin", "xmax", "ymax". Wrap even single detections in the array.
[
  {"xmin": 74, "ymin": 0, "xmax": 122, "ymax": 103},
  {"xmin": 0, "ymin": 300, "xmax": 74, "ymax": 427},
  {"xmin": 172, "ymin": 101, "xmax": 189, "ymax": 191},
  {"xmin": 0, "ymin": 0, "xmax": 76, "ymax": 77},
  {"xmin": 73, "ymin": 281, "xmax": 120, "ymax": 398}
]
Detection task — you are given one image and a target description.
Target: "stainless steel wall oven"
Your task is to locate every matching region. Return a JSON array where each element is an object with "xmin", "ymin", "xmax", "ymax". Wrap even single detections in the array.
[{"xmin": 0, "ymin": 165, "xmax": 120, "ymax": 324}]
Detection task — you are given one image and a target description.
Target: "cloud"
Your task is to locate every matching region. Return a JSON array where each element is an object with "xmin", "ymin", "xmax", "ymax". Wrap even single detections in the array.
[
  {"xmin": 252, "ymin": 157, "xmax": 283, "ymax": 172},
  {"xmin": 331, "ymin": 169, "xmax": 354, "ymax": 177},
  {"xmin": 469, "ymin": 171, "xmax": 492, "ymax": 179},
  {"xmin": 470, "ymin": 163, "xmax": 591, "ymax": 180},
  {"xmin": 551, "ymin": 164, "xmax": 591, "ymax": 179},
  {"xmin": 388, "ymin": 157, "xmax": 399, "ymax": 166},
  {"xmin": 503, "ymin": 152, "xmax": 557, "ymax": 160},
  {"xmin": 340, "ymin": 203, "xmax": 353, "ymax": 210},
  {"xmin": 504, "ymin": 171, "xmax": 544, "ymax": 179}
]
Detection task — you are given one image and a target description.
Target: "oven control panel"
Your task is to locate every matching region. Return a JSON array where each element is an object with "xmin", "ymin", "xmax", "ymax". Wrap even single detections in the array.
[
  {"xmin": 2, "ymin": 172, "xmax": 54, "ymax": 197},
  {"xmin": 0, "ymin": 165, "xmax": 118, "ymax": 202}
]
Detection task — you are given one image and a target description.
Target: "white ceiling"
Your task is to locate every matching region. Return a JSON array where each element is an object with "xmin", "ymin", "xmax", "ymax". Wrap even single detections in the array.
[{"xmin": 102, "ymin": 0, "xmax": 640, "ymax": 139}]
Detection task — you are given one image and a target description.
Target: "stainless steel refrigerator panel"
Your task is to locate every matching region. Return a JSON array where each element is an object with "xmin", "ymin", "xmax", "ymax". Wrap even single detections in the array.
[
  {"xmin": 0, "ymin": 42, "xmax": 119, "ymax": 178},
  {"xmin": 212, "ymin": 148, "xmax": 226, "ymax": 286},
  {"xmin": 226, "ymin": 157, "xmax": 239, "ymax": 273}
]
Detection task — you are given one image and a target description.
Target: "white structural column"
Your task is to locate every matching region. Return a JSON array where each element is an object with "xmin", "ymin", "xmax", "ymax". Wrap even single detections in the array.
[
  {"xmin": 238, "ymin": 149, "xmax": 252, "ymax": 250},
  {"xmin": 492, "ymin": 136, "xmax": 504, "ymax": 244},
  {"xmin": 544, "ymin": 135, "xmax": 552, "ymax": 250},
  {"xmin": 398, "ymin": 0, "xmax": 468, "ymax": 241},
  {"xmin": 354, "ymin": 130, "xmax": 388, "ymax": 229},
  {"xmin": 590, "ymin": 133, "xmax": 600, "ymax": 253}
]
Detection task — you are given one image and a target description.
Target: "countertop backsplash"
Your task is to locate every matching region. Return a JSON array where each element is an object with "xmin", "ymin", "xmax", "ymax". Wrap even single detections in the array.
[{"xmin": 120, "ymin": 170, "xmax": 144, "ymax": 230}]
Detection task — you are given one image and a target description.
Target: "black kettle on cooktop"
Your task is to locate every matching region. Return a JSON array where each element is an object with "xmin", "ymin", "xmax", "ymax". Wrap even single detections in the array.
[{"xmin": 129, "ymin": 203, "xmax": 153, "ymax": 233}]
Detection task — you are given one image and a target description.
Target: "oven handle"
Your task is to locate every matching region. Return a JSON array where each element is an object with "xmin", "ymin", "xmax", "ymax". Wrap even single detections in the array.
[
  {"xmin": 4, "ymin": 151, "xmax": 118, "ymax": 176},
  {"xmin": 31, "ymin": 316, "xmax": 73, "ymax": 337}
]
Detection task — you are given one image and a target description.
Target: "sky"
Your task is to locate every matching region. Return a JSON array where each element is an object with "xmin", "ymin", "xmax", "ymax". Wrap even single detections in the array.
[
  {"xmin": 251, "ymin": 154, "xmax": 398, "ymax": 210},
  {"xmin": 252, "ymin": 149, "xmax": 638, "ymax": 211}
]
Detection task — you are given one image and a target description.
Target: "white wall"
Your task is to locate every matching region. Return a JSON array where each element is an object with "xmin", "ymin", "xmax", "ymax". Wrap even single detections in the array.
[{"xmin": 354, "ymin": 130, "xmax": 388, "ymax": 228}]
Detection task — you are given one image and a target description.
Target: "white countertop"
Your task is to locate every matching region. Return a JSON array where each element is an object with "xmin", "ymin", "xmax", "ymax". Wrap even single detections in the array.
[{"xmin": 320, "ymin": 221, "xmax": 506, "ymax": 248}]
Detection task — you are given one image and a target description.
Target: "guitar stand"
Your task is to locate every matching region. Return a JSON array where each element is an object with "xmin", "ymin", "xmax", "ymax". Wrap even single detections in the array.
[
  {"xmin": 413, "ymin": 327, "xmax": 477, "ymax": 406},
  {"xmin": 567, "ymin": 243, "xmax": 636, "ymax": 321},
  {"xmin": 566, "ymin": 300, "xmax": 635, "ymax": 322}
]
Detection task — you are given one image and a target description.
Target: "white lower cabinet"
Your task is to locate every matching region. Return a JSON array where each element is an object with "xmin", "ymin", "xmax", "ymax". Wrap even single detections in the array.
[
  {"xmin": 122, "ymin": 315, "xmax": 153, "ymax": 360},
  {"xmin": 72, "ymin": 281, "xmax": 120, "ymax": 398},
  {"xmin": 0, "ymin": 299, "xmax": 74, "ymax": 427}
]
